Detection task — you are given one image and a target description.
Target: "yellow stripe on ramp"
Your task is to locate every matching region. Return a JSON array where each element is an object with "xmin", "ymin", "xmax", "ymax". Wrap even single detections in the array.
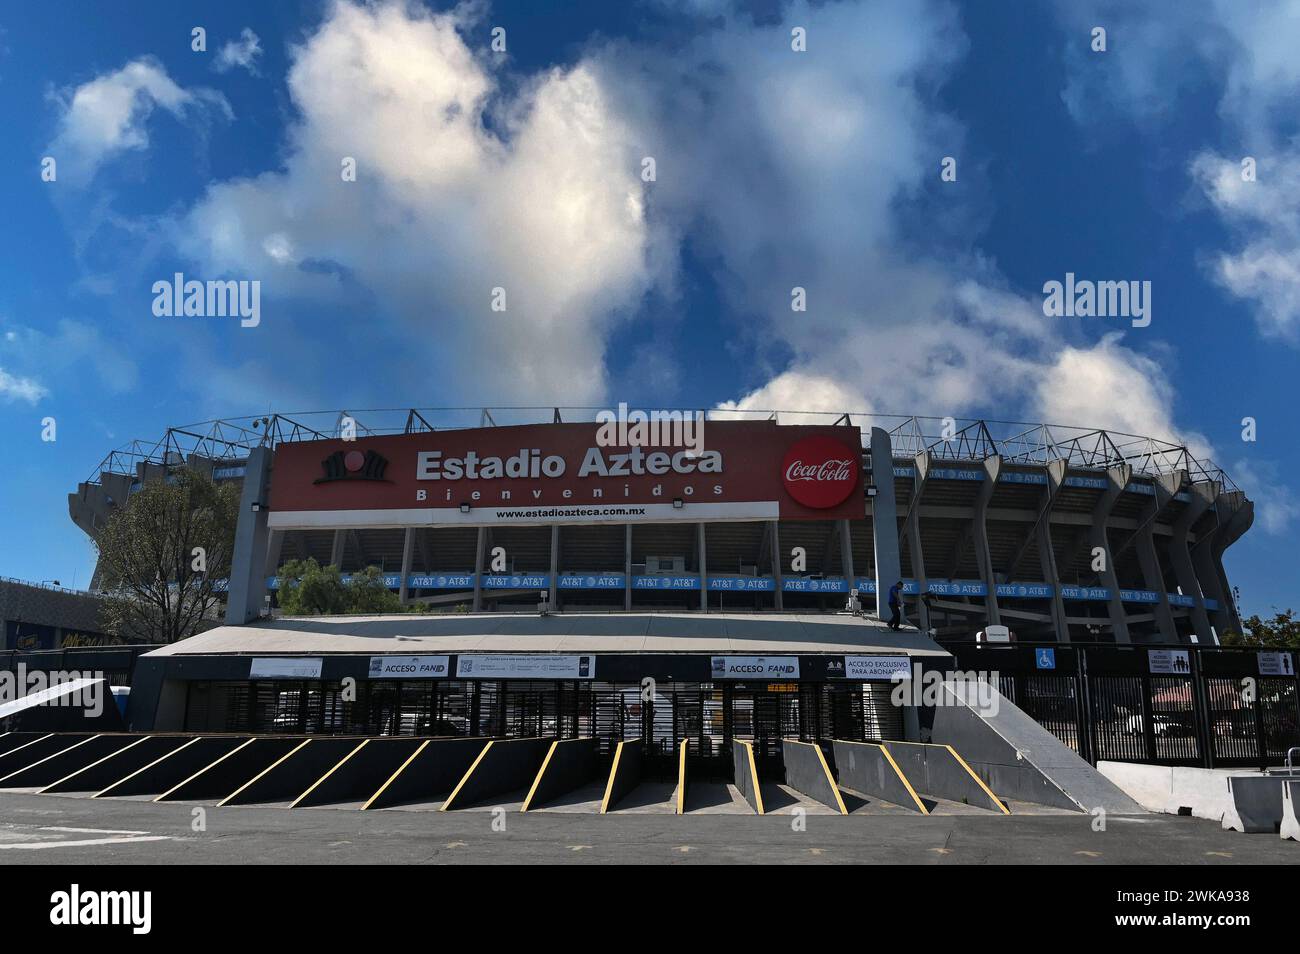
[
  {"xmin": 439, "ymin": 740, "xmax": 493, "ymax": 812},
  {"xmin": 215, "ymin": 739, "xmax": 311, "ymax": 806},
  {"xmin": 878, "ymin": 743, "xmax": 929, "ymax": 815},
  {"xmin": 675, "ymin": 739, "xmax": 688, "ymax": 815},
  {"xmin": 740, "ymin": 740, "xmax": 764, "ymax": 815},
  {"xmin": 362, "ymin": 739, "xmax": 429, "ymax": 811},
  {"xmin": 598, "ymin": 740, "xmax": 627, "ymax": 814},
  {"xmin": 944, "ymin": 744, "xmax": 1011, "ymax": 814},
  {"xmin": 290, "ymin": 739, "xmax": 369, "ymax": 808},
  {"xmin": 520, "ymin": 740, "xmax": 559, "ymax": 813},
  {"xmin": 40, "ymin": 735, "xmax": 150, "ymax": 793},
  {"xmin": 97, "ymin": 737, "xmax": 202, "ymax": 798},
  {"xmin": 0, "ymin": 734, "xmax": 99, "ymax": 785}
]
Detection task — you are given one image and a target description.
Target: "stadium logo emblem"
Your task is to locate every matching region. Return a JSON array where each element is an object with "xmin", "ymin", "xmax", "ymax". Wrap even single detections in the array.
[
  {"xmin": 315, "ymin": 449, "xmax": 391, "ymax": 484},
  {"xmin": 782, "ymin": 436, "xmax": 858, "ymax": 508}
]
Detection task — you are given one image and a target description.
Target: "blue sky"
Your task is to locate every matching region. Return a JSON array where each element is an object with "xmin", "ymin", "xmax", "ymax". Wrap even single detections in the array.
[{"xmin": 0, "ymin": 0, "xmax": 1296, "ymax": 612}]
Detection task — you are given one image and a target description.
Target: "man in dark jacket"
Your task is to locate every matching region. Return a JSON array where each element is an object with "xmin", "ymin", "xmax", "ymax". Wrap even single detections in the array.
[{"xmin": 887, "ymin": 580, "xmax": 904, "ymax": 630}]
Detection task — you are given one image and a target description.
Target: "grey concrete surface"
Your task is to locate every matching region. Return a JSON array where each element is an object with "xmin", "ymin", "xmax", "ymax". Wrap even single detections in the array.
[{"xmin": 0, "ymin": 791, "xmax": 1292, "ymax": 864}]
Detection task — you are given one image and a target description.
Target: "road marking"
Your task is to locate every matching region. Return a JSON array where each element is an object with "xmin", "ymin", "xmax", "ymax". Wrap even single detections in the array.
[
  {"xmin": 1205, "ymin": 851, "xmax": 1232, "ymax": 858},
  {"xmin": 444, "ymin": 841, "xmax": 467, "ymax": 848},
  {"xmin": 929, "ymin": 847, "xmax": 952, "ymax": 855},
  {"xmin": 0, "ymin": 836, "xmax": 172, "ymax": 851},
  {"xmin": 1075, "ymin": 850, "xmax": 1102, "ymax": 858},
  {"xmin": 40, "ymin": 826, "xmax": 149, "ymax": 836},
  {"xmin": 807, "ymin": 848, "xmax": 826, "ymax": 856},
  {"xmin": 673, "ymin": 845, "xmax": 692, "ymax": 853},
  {"xmin": 567, "ymin": 845, "xmax": 591, "ymax": 851}
]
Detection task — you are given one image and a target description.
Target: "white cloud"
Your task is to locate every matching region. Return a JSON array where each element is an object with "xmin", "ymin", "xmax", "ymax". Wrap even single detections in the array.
[
  {"xmin": 175, "ymin": 0, "xmax": 654, "ymax": 403},
  {"xmin": 1231, "ymin": 458, "xmax": 1300, "ymax": 535},
  {"xmin": 0, "ymin": 367, "xmax": 48, "ymax": 404},
  {"xmin": 1, "ymin": 319, "xmax": 138, "ymax": 394},
  {"xmin": 215, "ymin": 28, "xmax": 263, "ymax": 74},
  {"xmin": 47, "ymin": 57, "xmax": 230, "ymax": 185}
]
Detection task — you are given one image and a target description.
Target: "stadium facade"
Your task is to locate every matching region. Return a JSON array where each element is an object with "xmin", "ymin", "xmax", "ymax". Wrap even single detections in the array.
[{"xmin": 69, "ymin": 408, "xmax": 1252, "ymax": 645}]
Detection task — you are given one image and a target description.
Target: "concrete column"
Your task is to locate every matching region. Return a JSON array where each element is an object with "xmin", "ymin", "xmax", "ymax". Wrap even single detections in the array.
[
  {"xmin": 398, "ymin": 528, "xmax": 414, "ymax": 603},
  {"xmin": 472, "ymin": 526, "xmax": 486, "ymax": 612},
  {"xmin": 1171, "ymin": 481, "xmax": 1214, "ymax": 641},
  {"xmin": 329, "ymin": 529, "xmax": 346, "ymax": 568},
  {"xmin": 973, "ymin": 456, "xmax": 1002, "ymax": 626},
  {"xmin": 1091, "ymin": 465, "xmax": 1132, "ymax": 643},
  {"xmin": 770, "ymin": 521, "xmax": 784, "ymax": 611},
  {"xmin": 869, "ymin": 427, "xmax": 901, "ymax": 622},
  {"xmin": 264, "ymin": 529, "xmax": 285, "ymax": 585},
  {"xmin": 1135, "ymin": 472, "xmax": 1183, "ymax": 643},
  {"xmin": 1039, "ymin": 459, "xmax": 1070, "ymax": 640},
  {"xmin": 697, "ymin": 522, "xmax": 708, "ymax": 612},
  {"xmin": 225, "ymin": 445, "xmax": 271, "ymax": 625},
  {"xmin": 904, "ymin": 452, "xmax": 931, "ymax": 634},
  {"xmin": 624, "ymin": 524, "xmax": 633, "ymax": 611},
  {"xmin": 549, "ymin": 524, "xmax": 560, "ymax": 610},
  {"xmin": 1208, "ymin": 492, "xmax": 1253, "ymax": 638},
  {"xmin": 838, "ymin": 519, "xmax": 856, "ymax": 590}
]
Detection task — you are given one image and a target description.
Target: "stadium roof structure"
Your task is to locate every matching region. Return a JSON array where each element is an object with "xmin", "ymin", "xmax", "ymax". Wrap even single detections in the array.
[{"xmin": 83, "ymin": 407, "xmax": 1240, "ymax": 492}]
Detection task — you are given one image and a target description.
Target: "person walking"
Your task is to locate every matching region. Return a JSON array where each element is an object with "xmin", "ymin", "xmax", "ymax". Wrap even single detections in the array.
[{"xmin": 887, "ymin": 580, "xmax": 904, "ymax": 630}]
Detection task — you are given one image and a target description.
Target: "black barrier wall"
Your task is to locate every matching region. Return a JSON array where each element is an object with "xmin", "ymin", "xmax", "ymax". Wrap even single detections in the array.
[
  {"xmin": 0, "ymin": 735, "xmax": 140, "ymax": 788},
  {"xmin": 153, "ymin": 737, "xmax": 305, "ymax": 801},
  {"xmin": 221, "ymin": 738, "xmax": 363, "ymax": 806},
  {"xmin": 363, "ymin": 738, "xmax": 489, "ymax": 810},
  {"xmin": 0, "ymin": 732, "xmax": 51, "ymax": 757},
  {"xmin": 521, "ymin": 738, "xmax": 598, "ymax": 811},
  {"xmin": 730, "ymin": 740, "xmax": 763, "ymax": 814},
  {"xmin": 601, "ymin": 740, "xmax": 642, "ymax": 813},
  {"xmin": 781, "ymin": 740, "xmax": 846, "ymax": 813},
  {"xmin": 293, "ymin": 738, "xmax": 426, "ymax": 808},
  {"xmin": 42, "ymin": 736, "xmax": 191, "ymax": 793},
  {"xmin": 99, "ymin": 737, "xmax": 245, "ymax": 798},
  {"xmin": 0, "ymin": 733, "xmax": 93, "ymax": 778},
  {"xmin": 441, "ymin": 738, "xmax": 553, "ymax": 810}
]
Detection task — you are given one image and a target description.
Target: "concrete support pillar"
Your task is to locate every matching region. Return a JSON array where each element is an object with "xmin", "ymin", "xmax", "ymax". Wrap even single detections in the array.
[
  {"xmin": 329, "ymin": 529, "xmax": 346, "ymax": 568},
  {"xmin": 1039, "ymin": 459, "xmax": 1070, "ymax": 640},
  {"xmin": 624, "ymin": 524, "xmax": 633, "ymax": 611},
  {"xmin": 1208, "ymin": 492, "xmax": 1252, "ymax": 638},
  {"xmin": 973, "ymin": 456, "xmax": 1002, "ymax": 626},
  {"xmin": 1171, "ymin": 481, "xmax": 1214, "ymax": 641},
  {"xmin": 225, "ymin": 446, "xmax": 272, "ymax": 625},
  {"xmin": 838, "ymin": 519, "xmax": 856, "ymax": 591},
  {"xmin": 398, "ymin": 528, "xmax": 414, "ymax": 603},
  {"xmin": 472, "ymin": 526, "xmax": 487, "ymax": 612},
  {"xmin": 1136, "ymin": 472, "xmax": 1184, "ymax": 643},
  {"xmin": 697, "ymin": 522, "xmax": 708, "ymax": 612},
  {"xmin": 869, "ymin": 427, "xmax": 901, "ymax": 622},
  {"xmin": 1092, "ymin": 465, "xmax": 1133, "ymax": 643},
  {"xmin": 264, "ymin": 529, "xmax": 285, "ymax": 586},
  {"xmin": 549, "ymin": 524, "xmax": 560, "ymax": 610},
  {"xmin": 904, "ymin": 452, "xmax": 931, "ymax": 634},
  {"xmin": 769, "ymin": 521, "xmax": 784, "ymax": 611}
]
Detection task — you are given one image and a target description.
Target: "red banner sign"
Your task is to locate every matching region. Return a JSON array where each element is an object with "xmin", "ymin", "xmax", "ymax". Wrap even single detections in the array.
[{"xmin": 266, "ymin": 421, "xmax": 863, "ymax": 529}]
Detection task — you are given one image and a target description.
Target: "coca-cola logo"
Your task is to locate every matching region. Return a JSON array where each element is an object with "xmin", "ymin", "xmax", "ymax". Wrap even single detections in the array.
[{"xmin": 782, "ymin": 436, "xmax": 859, "ymax": 508}]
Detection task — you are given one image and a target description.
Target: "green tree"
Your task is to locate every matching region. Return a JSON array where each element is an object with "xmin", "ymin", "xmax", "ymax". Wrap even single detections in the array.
[
  {"xmin": 275, "ymin": 559, "xmax": 401, "ymax": 615},
  {"xmin": 1222, "ymin": 609, "xmax": 1300, "ymax": 649},
  {"xmin": 95, "ymin": 467, "xmax": 240, "ymax": 643},
  {"xmin": 347, "ymin": 565, "xmax": 402, "ymax": 614}
]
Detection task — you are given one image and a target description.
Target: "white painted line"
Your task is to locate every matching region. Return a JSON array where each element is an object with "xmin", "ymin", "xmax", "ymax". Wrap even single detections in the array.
[
  {"xmin": 40, "ymin": 826, "xmax": 150, "ymax": 836},
  {"xmin": 0, "ymin": 836, "xmax": 172, "ymax": 851}
]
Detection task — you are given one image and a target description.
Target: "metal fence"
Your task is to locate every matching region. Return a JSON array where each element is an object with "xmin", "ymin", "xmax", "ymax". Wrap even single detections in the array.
[
  {"xmin": 0, "ymin": 644, "xmax": 160, "ymax": 687},
  {"xmin": 945, "ymin": 642, "xmax": 1300, "ymax": 769}
]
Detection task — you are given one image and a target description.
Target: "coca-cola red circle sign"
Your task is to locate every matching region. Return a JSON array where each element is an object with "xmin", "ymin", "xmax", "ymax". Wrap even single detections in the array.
[{"xmin": 782, "ymin": 436, "xmax": 859, "ymax": 508}]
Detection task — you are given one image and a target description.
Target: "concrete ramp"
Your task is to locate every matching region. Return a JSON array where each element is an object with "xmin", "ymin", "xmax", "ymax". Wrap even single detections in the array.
[
  {"xmin": 930, "ymin": 680, "xmax": 1143, "ymax": 814},
  {"xmin": 42, "ymin": 735, "xmax": 192, "ymax": 794},
  {"xmin": 440, "ymin": 738, "xmax": 552, "ymax": 811},
  {"xmin": 1222, "ymin": 776, "xmax": 1287, "ymax": 834},
  {"xmin": 782, "ymin": 740, "xmax": 846, "ymax": 814},
  {"xmin": 731, "ymin": 740, "xmax": 764, "ymax": 814},
  {"xmin": 362, "ymin": 738, "xmax": 489, "ymax": 810},
  {"xmin": 100, "ymin": 737, "xmax": 248, "ymax": 798},
  {"xmin": 0, "ymin": 679, "xmax": 124, "ymax": 732},
  {"xmin": 521, "ymin": 738, "xmax": 598, "ymax": 812},
  {"xmin": 600, "ymin": 740, "xmax": 642, "ymax": 813},
  {"xmin": 832, "ymin": 740, "xmax": 927, "ymax": 813},
  {"xmin": 220, "ymin": 738, "xmax": 363, "ymax": 806},
  {"xmin": 0, "ymin": 734, "xmax": 142, "ymax": 788},
  {"xmin": 0, "ymin": 732, "xmax": 51, "ymax": 758},
  {"xmin": 292, "ymin": 738, "xmax": 426, "ymax": 808},
  {"xmin": 676, "ymin": 740, "xmax": 688, "ymax": 814},
  {"xmin": 885, "ymin": 741, "xmax": 1008, "ymax": 814}
]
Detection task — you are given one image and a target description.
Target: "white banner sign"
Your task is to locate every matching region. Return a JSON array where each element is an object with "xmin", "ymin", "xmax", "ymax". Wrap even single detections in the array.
[
  {"xmin": 250, "ymin": 657, "xmax": 323, "ymax": 679},
  {"xmin": 843, "ymin": 655, "xmax": 913, "ymax": 681},
  {"xmin": 1147, "ymin": 649, "xmax": 1190, "ymax": 675},
  {"xmin": 1258, "ymin": 651, "xmax": 1295, "ymax": 677},
  {"xmin": 368, "ymin": 655, "xmax": 450, "ymax": 679},
  {"xmin": 710, "ymin": 656, "xmax": 800, "ymax": 679},
  {"xmin": 455, "ymin": 654, "xmax": 595, "ymax": 679}
]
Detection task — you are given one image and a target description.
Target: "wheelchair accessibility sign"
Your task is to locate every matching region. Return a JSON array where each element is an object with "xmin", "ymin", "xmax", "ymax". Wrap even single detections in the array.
[{"xmin": 1035, "ymin": 648, "xmax": 1056, "ymax": 670}]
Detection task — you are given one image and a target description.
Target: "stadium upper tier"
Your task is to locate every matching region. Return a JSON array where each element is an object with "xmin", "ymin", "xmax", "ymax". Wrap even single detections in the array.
[{"xmin": 69, "ymin": 408, "xmax": 1251, "ymax": 645}]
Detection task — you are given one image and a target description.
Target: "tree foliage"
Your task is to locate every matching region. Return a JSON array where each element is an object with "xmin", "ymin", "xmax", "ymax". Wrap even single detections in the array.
[
  {"xmin": 1222, "ymin": 609, "xmax": 1300, "ymax": 649},
  {"xmin": 95, "ymin": 467, "xmax": 240, "ymax": 643},
  {"xmin": 276, "ymin": 559, "xmax": 402, "ymax": 615}
]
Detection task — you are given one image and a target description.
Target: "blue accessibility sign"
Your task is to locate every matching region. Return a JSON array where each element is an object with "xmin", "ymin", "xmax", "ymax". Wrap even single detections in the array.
[{"xmin": 1035, "ymin": 648, "xmax": 1056, "ymax": 670}]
